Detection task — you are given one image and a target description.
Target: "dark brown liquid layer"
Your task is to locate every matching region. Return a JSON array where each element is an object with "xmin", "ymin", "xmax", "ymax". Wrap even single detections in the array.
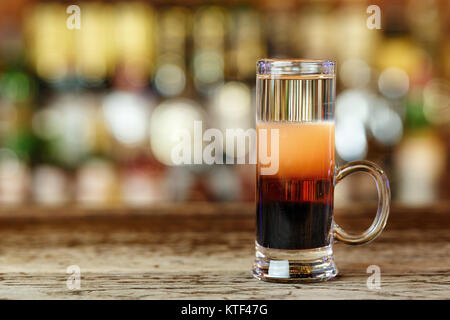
[{"xmin": 256, "ymin": 178, "xmax": 333, "ymax": 250}]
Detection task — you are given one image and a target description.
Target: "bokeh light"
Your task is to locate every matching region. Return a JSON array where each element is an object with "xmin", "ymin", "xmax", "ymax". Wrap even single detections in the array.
[
  {"xmin": 149, "ymin": 99, "xmax": 205, "ymax": 166},
  {"xmin": 102, "ymin": 92, "xmax": 151, "ymax": 146},
  {"xmin": 154, "ymin": 63, "xmax": 186, "ymax": 97},
  {"xmin": 378, "ymin": 67, "xmax": 410, "ymax": 99},
  {"xmin": 340, "ymin": 59, "xmax": 371, "ymax": 89},
  {"xmin": 423, "ymin": 78, "xmax": 450, "ymax": 125},
  {"xmin": 336, "ymin": 118, "xmax": 368, "ymax": 161},
  {"xmin": 369, "ymin": 99, "xmax": 403, "ymax": 146},
  {"xmin": 336, "ymin": 89, "xmax": 370, "ymax": 124}
]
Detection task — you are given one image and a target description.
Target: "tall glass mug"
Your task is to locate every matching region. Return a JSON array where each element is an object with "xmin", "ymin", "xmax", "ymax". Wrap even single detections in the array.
[{"xmin": 253, "ymin": 59, "xmax": 390, "ymax": 282}]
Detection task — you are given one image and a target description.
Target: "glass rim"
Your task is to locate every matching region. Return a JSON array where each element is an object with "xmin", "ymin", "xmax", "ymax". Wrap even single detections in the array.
[{"xmin": 257, "ymin": 59, "xmax": 336, "ymax": 77}]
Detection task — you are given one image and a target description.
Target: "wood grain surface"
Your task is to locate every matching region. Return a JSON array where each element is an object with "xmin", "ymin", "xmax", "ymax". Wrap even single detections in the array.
[{"xmin": 0, "ymin": 202, "xmax": 448, "ymax": 300}]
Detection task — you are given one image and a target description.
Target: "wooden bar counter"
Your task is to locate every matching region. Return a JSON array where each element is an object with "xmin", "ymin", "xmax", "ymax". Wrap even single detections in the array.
[{"xmin": 0, "ymin": 202, "xmax": 448, "ymax": 299}]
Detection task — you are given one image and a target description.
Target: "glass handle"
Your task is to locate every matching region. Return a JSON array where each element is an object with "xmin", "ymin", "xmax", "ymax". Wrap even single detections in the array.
[{"xmin": 334, "ymin": 160, "xmax": 391, "ymax": 245}]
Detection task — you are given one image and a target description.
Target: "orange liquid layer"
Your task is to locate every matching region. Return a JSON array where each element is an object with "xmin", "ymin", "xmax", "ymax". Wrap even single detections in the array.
[{"xmin": 257, "ymin": 122, "xmax": 335, "ymax": 179}]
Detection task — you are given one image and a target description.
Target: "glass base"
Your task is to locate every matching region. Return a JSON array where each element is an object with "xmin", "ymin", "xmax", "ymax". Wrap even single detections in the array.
[{"xmin": 252, "ymin": 242, "xmax": 338, "ymax": 283}]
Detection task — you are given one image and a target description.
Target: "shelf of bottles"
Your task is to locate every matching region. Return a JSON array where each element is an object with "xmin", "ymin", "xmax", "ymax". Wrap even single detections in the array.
[{"xmin": 0, "ymin": 1, "xmax": 448, "ymax": 207}]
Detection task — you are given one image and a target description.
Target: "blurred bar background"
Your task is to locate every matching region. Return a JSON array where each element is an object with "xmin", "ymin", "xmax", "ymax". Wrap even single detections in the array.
[{"xmin": 0, "ymin": 0, "xmax": 448, "ymax": 208}]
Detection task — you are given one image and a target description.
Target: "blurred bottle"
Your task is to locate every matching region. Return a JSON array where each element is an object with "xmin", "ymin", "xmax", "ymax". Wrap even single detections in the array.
[
  {"xmin": 154, "ymin": 7, "xmax": 190, "ymax": 98},
  {"xmin": 407, "ymin": 0, "xmax": 441, "ymax": 51},
  {"xmin": 0, "ymin": 148, "xmax": 30, "ymax": 205},
  {"xmin": 32, "ymin": 165, "xmax": 69, "ymax": 206},
  {"xmin": 114, "ymin": 2, "xmax": 156, "ymax": 88},
  {"xmin": 120, "ymin": 155, "xmax": 168, "ymax": 206},
  {"xmin": 262, "ymin": 0, "xmax": 296, "ymax": 58},
  {"xmin": 75, "ymin": 158, "xmax": 119, "ymax": 207},
  {"xmin": 73, "ymin": 3, "xmax": 115, "ymax": 85},
  {"xmin": 293, "ymin": 4, "xmax": 333, "ymax": 59},
  {"xmin": 394, "ymin": 89, "xmax": 446, "ymax": 206},
  {"xmin": 24, "ymin": 2, "xmax": 72, "ymax": 82},
  {"xmin": 334, "ymin": 4, "xmax": 380, "ymax": 63},
  {"xmin": 192, "ymin": 6, "xmax": 227, "ymax": 94},
  {"xmin": 0, "ymin": 66, "xmax": 37, "ymax": 205},
  {"xmin": 228, "ymin": 7, "xmax": 266, "ymax": 80},
  {"xmin": 32, "ymin": 92, "xmax": 101, "ymax": 168}
]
